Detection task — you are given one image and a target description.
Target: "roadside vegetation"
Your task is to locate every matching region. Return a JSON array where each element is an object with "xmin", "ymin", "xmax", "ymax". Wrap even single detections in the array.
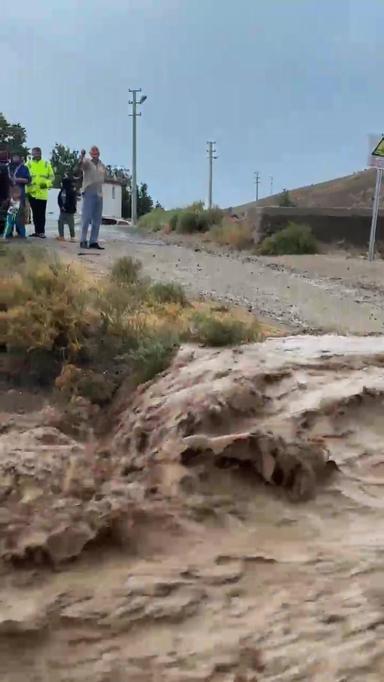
[
  {"xmin": 257, "ymin": 223, "xmax": 319, "ymax": 256},
  {"xmin": 209, "ymin": 221, "xmax": 254, "ymax": 250},
  {"xmin": 138, "ymin": 201, "xmax": 223, "ymax": 234},
  {"xmin": 139, "ymin": 202, "xmax": 254, "ymax": 251},
  {"xmin": 1, "ymin": 249, "xmax": 261, "ymax": 404},
  {"xmin": 139, "ymin": 202, "xmax": 321, "ymax": 257}
]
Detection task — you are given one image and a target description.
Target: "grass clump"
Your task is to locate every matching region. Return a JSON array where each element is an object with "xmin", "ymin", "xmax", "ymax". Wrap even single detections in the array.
[
  {"xmin": 111, "ymin": 256, "xmax": 143, "ymax": 285},
  {"xmin": 150, "ymin": 281, "xmax": 188, "ymax": 306},
  {"xmin": 129, "ymin": 331, "xmax": 180, "ymax": 384},
  {"xmin": 189, "ymin": 311, "xmax": 260, "ymax": 347},
  {"xmin": 210, "ymin": 221, "xmax": 253, "ymax": 250},
  {"xmin": 258, "ymin": 222, "xmax": 319, "ymax": 256}
]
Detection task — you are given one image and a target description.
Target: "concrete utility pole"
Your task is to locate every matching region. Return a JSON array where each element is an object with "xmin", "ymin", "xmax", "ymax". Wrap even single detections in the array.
[
  {"xmin": 207, "ymin": 141, "xmax": 217, "ymax": 208},
  {"xmin": 270, "ymin": 176, "xmax": 274, "ymax": 196},
  {"xmin": 254, "ymin": 171, "xmax": 260, "ymax": 202},
  {"xmin": 129, "ymin": 88, "xmax": 147, "ymax": 226}
]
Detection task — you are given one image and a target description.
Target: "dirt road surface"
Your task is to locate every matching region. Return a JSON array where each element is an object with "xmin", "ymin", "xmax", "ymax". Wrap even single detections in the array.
[{"xmin": 41, "ymin": 223, "xmax": 384, "ymax": 333}]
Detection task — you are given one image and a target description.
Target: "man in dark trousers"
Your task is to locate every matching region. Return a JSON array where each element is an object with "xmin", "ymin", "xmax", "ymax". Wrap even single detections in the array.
[
  {"xmin": 0, "ymin": 150, "xmax": 10, "ymax": 237},
  {"xmin": 26, "ymin": 147, "xmax": 54, "ymax": 238}
]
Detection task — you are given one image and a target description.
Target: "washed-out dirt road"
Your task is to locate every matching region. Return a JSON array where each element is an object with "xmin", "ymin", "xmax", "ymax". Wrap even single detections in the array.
[{"xmin": 44, "ymin": 224, "xmax": 384, "ymax": 334}]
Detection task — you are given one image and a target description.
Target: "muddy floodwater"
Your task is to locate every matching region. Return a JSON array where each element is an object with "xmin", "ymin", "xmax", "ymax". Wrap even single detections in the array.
[{"xmin": 1, "ymin": 335, "xmax": 384, "ymax": 680}]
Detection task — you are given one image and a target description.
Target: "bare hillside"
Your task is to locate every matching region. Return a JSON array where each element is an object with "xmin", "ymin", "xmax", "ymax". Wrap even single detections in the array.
[{"xmin": 235, "ymin": 168, "xmax": 380, "ymax": 211}]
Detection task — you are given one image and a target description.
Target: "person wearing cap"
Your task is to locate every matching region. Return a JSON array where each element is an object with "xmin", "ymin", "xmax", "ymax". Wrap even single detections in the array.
[
  {"xmin": 77, "ymin": 146, "xmax": 106, "ymax": 249},
  {"xmin": 26, "ymin": 147, "xmax": 54, "ymax": 238}
]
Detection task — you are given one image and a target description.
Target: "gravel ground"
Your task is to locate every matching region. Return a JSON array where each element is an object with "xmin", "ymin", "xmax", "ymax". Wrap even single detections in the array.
[{"xmin": 33, "ymin": 221, "xmax": 384, "ymax": 333}]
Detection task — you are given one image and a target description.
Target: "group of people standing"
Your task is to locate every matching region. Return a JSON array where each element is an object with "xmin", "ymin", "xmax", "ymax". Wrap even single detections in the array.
[{"xmin": 0, "ymin": 145, "xmax": 106, "ymax": 249}]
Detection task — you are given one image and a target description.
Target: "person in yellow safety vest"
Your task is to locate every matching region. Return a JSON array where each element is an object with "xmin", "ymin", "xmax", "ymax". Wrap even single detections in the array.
[{"xmin": 26, "ymin": 147, "xmax": 54, "ymax": 238}]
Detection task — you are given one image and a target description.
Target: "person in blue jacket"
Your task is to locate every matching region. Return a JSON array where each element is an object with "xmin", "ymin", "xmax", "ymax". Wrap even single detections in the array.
[{"xmin": 9, "ymin": 153, "xmax": 31, "ymax": 238}]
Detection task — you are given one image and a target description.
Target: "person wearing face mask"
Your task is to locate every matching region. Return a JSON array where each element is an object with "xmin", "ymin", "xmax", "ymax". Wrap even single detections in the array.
[
  {"xmin": 78, "ymin": 146, "xmax": 106, "ymax": 250},
  {"xmin": 26, "ymin": 147, "xmax": 54, "ymax": 238}
]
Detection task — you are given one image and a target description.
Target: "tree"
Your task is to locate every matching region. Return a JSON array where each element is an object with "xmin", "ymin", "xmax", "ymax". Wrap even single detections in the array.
[
  {"xmin": 278, "ymin": 189, "xmax": 296, "ymax": 208},
  {"xmin": 0, "ymin": 113, "xmax": 29, "ymax": 158},
  {"xmin": 155, "ymin": 201, "xmax": 164, "ymax": 209},
  {"xmin": 50, "ymin": 143, "xmax": 79, "ymax": 188},
  {"xmin": 138, "ymin": 182, "xmax": 154, "ymax": 217}
]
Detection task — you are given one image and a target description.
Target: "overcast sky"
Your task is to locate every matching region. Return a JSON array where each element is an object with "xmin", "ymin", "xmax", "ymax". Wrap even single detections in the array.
[{"xmin": 1, "ymin": 0, "xmax": 384, "ymax": 207}]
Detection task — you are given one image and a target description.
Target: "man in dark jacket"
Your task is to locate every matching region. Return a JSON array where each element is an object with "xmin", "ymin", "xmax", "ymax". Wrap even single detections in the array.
[
  {"xmin": 0, "ymin": 150, "xmax": 10, "ymax": 236},
  {"xmin": 57, "ymin": 176, "xmax": 77, "ymax": 241},
  {"xmin": 9, "ymin": 153, "xmax": 31, "ymax": 238}
]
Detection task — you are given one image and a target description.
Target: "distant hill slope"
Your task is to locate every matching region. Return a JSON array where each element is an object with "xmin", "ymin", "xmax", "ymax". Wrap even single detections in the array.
[{"xmin": 234, "ymin": 169, "xmax": 381, "ymax": 212}]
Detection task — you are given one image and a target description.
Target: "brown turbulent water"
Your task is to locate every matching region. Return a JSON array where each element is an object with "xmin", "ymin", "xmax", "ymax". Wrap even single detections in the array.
[{"xmin": 1, "ymin": 335, "xmax": 384, "ymax": 681}]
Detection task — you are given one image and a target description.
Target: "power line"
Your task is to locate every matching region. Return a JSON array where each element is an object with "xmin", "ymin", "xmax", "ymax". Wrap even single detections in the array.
[{"xmin": 207, "ymin": 141, "xmax": 217, "ymax": 208}]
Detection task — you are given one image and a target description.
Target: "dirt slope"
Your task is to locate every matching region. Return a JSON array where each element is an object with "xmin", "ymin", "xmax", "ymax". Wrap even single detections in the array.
[
  {"xmin": 235, "ymin": 168, "xmax": 380, "ymax": 210},
  {"xmin": 2, "ymin": 335, "xmax": 384, "ymax": 680}
]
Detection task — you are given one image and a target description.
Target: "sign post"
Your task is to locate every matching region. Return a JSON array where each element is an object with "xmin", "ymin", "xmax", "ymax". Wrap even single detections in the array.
[
  {"xmin": 368, "ymin": 167, "xmax": 383, "ymax": 262},
  {"xmin": 367, "ymin": 134, "xmax": 384, "ymax": 262}
]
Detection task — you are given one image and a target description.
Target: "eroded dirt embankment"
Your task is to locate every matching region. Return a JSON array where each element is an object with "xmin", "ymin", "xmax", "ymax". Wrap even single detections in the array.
[
  {"xmin": 1, "ymin": 335, "xmax": 384, "ymax": 680},
  {"xmin": 45, "ymin": 232, "xmax": 384, "ymax": 334}
]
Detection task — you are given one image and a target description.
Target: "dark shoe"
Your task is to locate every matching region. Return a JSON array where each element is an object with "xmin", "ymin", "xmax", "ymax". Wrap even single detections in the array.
[
  {"xmin": 80, "ymin": 241, "xmax": 88, "ymax": 249},
  {"xmin": 37, "ymin": 234, "xmax": 46, "ymax": 239},
  {"xmin": 89, "ymin": 242, "xmax": 105, "ymax": 250},
  {"xmin": 30, "ymin": 233, "xmax": 39, "ymax": 237}
]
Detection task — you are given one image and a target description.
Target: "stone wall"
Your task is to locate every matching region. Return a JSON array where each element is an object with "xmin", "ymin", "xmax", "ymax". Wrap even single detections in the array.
[{"xmin": 233, "ymin": 207, "xmax": 384, "ymax": 247}]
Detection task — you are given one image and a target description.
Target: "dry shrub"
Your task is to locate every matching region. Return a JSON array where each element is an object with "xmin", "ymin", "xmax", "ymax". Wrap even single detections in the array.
[
  {"xmin": 55, "ymin": 364, "xmax": 117, "ymax": 404},
  {"xmin": 3, "ymin": 250, "xmax": 93, "ymax": 382},
  {"xmin": 210, "ymin": 221, "xmax": 254, "ymax": 250},
  {"xmin": 189, "ymin": 311, "xmax": 260, "ymax": 347},
  {"xmin": 110, "ymin": 256, "xmax": 143, "ymax": 285},
  {"xmin": 150, "ymin": 281, "xmax": 188, "ymax": 306},
  {"xmin": 3, "ymin": 251, "xmax": 263, "ymax": 397}
]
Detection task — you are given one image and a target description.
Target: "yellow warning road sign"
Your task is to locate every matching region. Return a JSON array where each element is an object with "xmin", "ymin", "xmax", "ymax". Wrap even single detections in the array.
[{"xmin": 372, "ymin": 137, "xmax": 384, "ymax": 157}]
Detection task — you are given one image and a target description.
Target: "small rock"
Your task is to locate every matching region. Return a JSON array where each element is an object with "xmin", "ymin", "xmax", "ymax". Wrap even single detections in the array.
[{"xmin": 45, "ymin": 523, "xmax": 95, "ymax": 563}]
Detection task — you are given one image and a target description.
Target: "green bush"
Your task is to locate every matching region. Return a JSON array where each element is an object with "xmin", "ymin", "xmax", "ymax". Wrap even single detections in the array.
[
  {"xmin": 138, "ymin": 207, "xmax": 182, "ymax": 233},
  {"xmin": 129, "ymin": 332, "xmax": 179, "ymax": 384},
  {"xmin": 138, "ymin": 208, "xmax": 166, "ymax": 231},
  {"xmin": 205, "ymin": 207, "xmax": 224, "ymax": 226},
  {"xmin": 150, "ymin": 281, "xmax": 188, "ymax": 306},
  {"xmin": 190, "ymin": 312, "xmax": 259, "ymax": 347},
  {"xmin": 176, "ymin": 209, "xmax": 214, "ymax": 234},
  {"xmin": 176, "ymin": 211, "xmax": 200, "ymax": 234},
  {"xmin": 110, "ymin": 256, "xmax": 143, "ymax": 285},
  {"xmin": 169, "ymin": 212, "xmax": 180, "ymax": 231},
  {"xmin": 258, "ymin": 223, "xmax": 319, "ymax": 256},
  {"xmin": 138, "ymin": 203, "xmax": 222, "ymax": 235},
  {"xmin": 196, "ymin": 212, "xmax": 210, "ymax": 232}
]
